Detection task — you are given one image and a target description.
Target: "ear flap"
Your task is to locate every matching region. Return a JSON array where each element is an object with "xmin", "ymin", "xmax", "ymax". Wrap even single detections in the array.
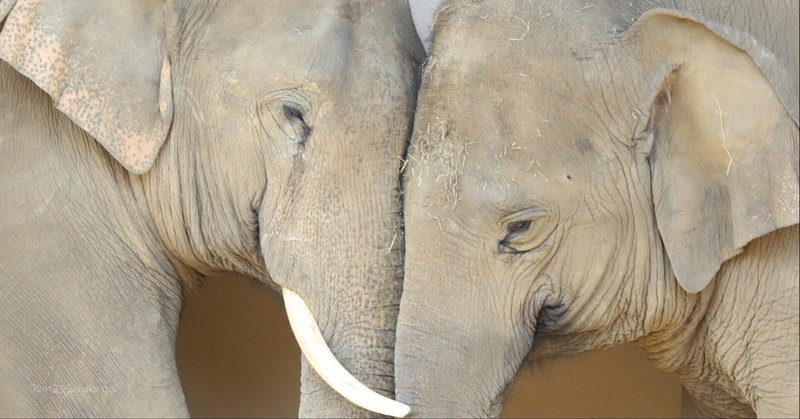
[
  {"xmin": 629, "ymin": 10, "xmax": 799, "ymax": 293},
  {"xmin": 0, "ymin": 0, "xmax": 173, "ymax": 174}
]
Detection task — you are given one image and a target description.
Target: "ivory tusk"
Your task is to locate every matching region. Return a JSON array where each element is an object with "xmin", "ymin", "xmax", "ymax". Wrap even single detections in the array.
[{"xmin": 283, "ymin": 288, "xmax": 411, "ymax": 418}]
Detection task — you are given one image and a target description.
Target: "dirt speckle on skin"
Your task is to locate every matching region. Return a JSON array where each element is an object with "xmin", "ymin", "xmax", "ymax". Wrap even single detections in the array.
[{"xmin": 337, "ymin": 2, "xmax": 362, "ymax": 24}]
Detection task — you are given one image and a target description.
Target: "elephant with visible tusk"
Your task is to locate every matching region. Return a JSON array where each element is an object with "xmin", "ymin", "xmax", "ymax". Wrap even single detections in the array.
[
  {"xmin": 395, "ymin": 0, "xmax": 798, "ymax": 417},
  {"xmin": 0, "ymin": 0, "xmax": 421, "ymax": 417}
]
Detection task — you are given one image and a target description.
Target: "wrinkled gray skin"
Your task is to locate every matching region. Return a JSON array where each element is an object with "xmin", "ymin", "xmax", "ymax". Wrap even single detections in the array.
[
  {"xmin": 396, "ymin": 1, "xmax": 798, "ymax": 417},
  {"xmin": 0, "ymin": 0, "xmax": 423, "ymax": 416}
]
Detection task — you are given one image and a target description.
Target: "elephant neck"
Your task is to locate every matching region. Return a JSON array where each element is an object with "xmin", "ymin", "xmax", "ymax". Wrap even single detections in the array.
[
  {"xmin": 638, "ymin": 277, "xmax": 757, "ymax": 417},
  {"xmin": 133, "ymin": 102, "xmax": 269, "ymax": 285},
  {"xmin": 1, "ymin": 61, "xmax": 185, "ymax": 299},
  {"xmin": 639, "ymin": 226, "xmax": 799, "ymax": 417},
  {"xmin": 1, "ymin": 62, "xmax": 187, "ymax": 413}
]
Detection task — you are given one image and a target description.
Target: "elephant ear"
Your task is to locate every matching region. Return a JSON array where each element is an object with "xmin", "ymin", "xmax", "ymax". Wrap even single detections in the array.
[
  {"xmin": 629, "ymin": 9, "xmax": 799, "ymax": 293},
  {"xmin": 0, "ymin": 0, "xmax": 173, "ymax": 174}
]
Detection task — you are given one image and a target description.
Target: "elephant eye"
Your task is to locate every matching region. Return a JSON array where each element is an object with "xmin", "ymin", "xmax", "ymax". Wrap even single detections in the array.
[
  {"xmin": 282, "ymin": 103, "xmax": 312, "ymax": 142},
  {"xmin": 506, "ymin": 220, "xmax": 531, "ymax": 236},
  {"xmin": 257, "ymin": 89, "xmax": 313, "ymax": 153},
  {"xmin": 282, "ymin": 103, "xmax": 304, "ymax": 121},
  {"xmin": 499, "ymin": 221, "xmax": 530, "ymax": 253},
  {"xmin": 498, "ymin": 209, "xmax": 557, "ymax": 255},
  {"xmin": 499, "ymin": 220, "xmax": 532, "ymax": 253}
]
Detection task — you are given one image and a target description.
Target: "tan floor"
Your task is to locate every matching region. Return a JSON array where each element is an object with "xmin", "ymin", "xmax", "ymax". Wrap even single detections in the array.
[{"xmin": 176, "ymin": 274, "xmax": 681, "ymax": 418}]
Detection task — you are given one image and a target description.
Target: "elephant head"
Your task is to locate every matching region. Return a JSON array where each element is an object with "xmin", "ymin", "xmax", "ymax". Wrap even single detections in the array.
[
  {"xmin": 0, "ymin": 0, "xmax": 421, "ymax": 416},
  {"xmin": 395, "ymin": 1, "xmax": 798, "ymax": 417}
]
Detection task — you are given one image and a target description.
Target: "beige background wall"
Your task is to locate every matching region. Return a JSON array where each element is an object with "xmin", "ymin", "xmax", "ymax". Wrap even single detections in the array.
[{"xmin": 176, "ymin": 274, "xmax": 681, "ymax": 417}]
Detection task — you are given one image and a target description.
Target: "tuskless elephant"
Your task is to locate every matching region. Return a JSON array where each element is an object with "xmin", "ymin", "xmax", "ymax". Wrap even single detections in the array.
[
  {"xmin": 0, "ymin": 0, "xmax": 422, "ymax": 417},
  {"xmin": 395, "ymin": 0, "xmax": 798, "ymax": 417}
]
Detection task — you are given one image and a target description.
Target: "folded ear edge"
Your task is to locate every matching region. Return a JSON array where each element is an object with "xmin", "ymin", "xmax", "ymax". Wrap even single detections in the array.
[
  {"xmin": 634, "ymin": 8, "xmax": 798, "ymax": 125},
  {"xmin": 630, "ymin": 9, "xmax": 799, "ymax": 293}
]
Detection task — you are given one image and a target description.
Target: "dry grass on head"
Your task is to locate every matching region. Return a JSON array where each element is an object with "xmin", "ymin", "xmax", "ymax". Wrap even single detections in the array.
[{"xmin": 404, "ymin": 119, "xmax": 472, "ymax": 211}]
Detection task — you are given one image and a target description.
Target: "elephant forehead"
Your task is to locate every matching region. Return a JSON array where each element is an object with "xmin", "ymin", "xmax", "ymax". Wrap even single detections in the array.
[
  {"xmin": 424, "ymin": 0, "xmax": 611, "ymax": 109},
  {"xmin": 195, "ymin": 1, "xmax": 356, "ymax": 91},
  {"xmin": 405, "ymin": 122, "xmax": 559, "ymax": 219},
  {"xmin": 410, "ymin": 86, "xmax": 585, "ymax": 180}
]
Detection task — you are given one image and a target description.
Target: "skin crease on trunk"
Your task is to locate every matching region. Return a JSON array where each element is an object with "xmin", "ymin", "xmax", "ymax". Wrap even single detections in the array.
[
  {"xmin": 0, "ymin": 1, "xmax": 423, "ymax": 417},
  {"xmin": 395, "ymin": 0, "xmax": 798, "ymax": 417}
]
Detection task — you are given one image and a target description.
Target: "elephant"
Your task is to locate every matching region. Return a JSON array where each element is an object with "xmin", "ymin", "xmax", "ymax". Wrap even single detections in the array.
[
  {"xmin": 0, "ymin": 0, "xmax": 422, "ymax": 417},
  {"xmin": 394, "ymin": 0, "xmax": 798, "ymax": 417}
]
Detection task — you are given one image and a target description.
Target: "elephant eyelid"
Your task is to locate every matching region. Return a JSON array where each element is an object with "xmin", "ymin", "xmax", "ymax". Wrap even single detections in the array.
[{"xmin": 497, "ymin": 241, "xmax": 522, "ymax": 254}]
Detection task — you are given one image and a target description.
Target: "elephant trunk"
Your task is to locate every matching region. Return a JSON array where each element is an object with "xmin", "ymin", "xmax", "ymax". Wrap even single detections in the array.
[
  {"xmin": 394, "ymin": 299, "xmax": 507, "ymax": 418},
  {"xmin": 257, "ymin": 5, "xmax": 422, "ymax": 412},
  {"xmin": 259, "ymin": 141, "xmax": 408, "ymax": 417},
  {"xmin": 291, "ymin": 254, "xmax": 403, "ymax": 419},
  {"xmin": 394, "ymin": 222, "xmax": 533, "ymax": 417},
  {"xmin": 394, "ymin": 275, "xmax": 510, "ymax": 417},
  {"xmin": 283, "ymin": 289, "xmax": 409, "ymax": 417}
]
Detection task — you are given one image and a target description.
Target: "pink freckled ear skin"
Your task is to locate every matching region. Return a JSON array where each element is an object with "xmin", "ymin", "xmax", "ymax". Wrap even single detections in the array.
[{"xmin": 0, "ymin": 0, "xmax": 173, "ymax": 174}]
